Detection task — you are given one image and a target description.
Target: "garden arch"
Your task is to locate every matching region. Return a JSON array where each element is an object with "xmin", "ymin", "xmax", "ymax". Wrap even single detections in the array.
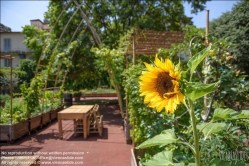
[{"xmin": 32, "ymin": 0, "xmax": 102, "ymax": 114}]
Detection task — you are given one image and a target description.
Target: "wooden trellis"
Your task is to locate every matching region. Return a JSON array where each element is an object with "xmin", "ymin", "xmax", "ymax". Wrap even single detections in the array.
[{"xmin": 34, "ymin": 0, "xmax": 102, "ymax": 114}]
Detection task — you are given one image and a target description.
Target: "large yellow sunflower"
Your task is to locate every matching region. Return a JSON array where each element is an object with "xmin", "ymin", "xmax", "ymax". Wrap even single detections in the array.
[{"xmin": 139, "ymin": 56, "xmax": 185, "ymax": 114}]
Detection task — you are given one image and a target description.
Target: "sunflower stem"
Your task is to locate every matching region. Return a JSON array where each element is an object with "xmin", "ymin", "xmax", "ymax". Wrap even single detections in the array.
[{"xmin": 189, "ymin": 100, "xmax": 201, "ymax": 166}]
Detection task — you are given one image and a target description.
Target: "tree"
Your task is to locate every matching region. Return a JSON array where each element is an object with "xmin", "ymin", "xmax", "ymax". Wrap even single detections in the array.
[
  {"xmin": 210, "ymin": 0, "xmax": 249, "ymax": 76},
  {"xmin": 22, "ymin": 0, "xmax": 209, "ymax": 90},
  {"xmin": 18, "ymin": 59, "xmax": 36, "ymax": 85},
  {"xmin": 83, "ymin": 0, "xmax": 208, "ymax": 48}
]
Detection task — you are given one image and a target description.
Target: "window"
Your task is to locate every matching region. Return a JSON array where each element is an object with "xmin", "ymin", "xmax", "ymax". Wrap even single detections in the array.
[
  {"xmin": 4, "ymin": 38, "xmax": 11, "ymax": 52},
  {"xmin": 19, "ymin": 54, "xmax": 26, "ymax": 59},
  {"xmin": 4, "ymin": 59, "xmax": 10, "ymax": 67}
]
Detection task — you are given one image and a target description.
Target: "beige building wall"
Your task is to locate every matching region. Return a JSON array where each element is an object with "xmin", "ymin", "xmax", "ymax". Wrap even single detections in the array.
[
  {"xmin": 43, "ymin": 24, "xmax": 50, "ymax": 31},
  {"xmin": 30, "ymin": 19, "xmax": 50, "ymax": 31},
  {"xmin": 31, "ymin": 19, "xmax": 44, "ymax": 29},
  {"xmin": 0, "ymin": 32, "xmax": 32, "ymax": 68},
  {"xmin": 0, "ymin": 32, "xmax": 30, "ymax": 53},
  {"xmin": 0, "ymin": 54, "xmax": 32, "ymax": 68}
]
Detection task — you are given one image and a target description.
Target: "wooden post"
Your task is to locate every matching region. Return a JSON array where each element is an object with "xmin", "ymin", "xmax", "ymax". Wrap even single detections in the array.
[
  {"xmin": 203, "ymin": 10, "xmax": 210, "ymax": 120},
  {"xmin": 10, "ymin": 56, "xmax": 13, "ymax": 125},
  {"xmin": 125, "ymin": 54, "xmax": 129, "ymax": 121},
  {"xmin": 205, "ymin": 10, "xmax": 209, "ymax": 45},
  {"xmin": 132, "ymin": 30, "xmax": 136, "ymax": 65}
]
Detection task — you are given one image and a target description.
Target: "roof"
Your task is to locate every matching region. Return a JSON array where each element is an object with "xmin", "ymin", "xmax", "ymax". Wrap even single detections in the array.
[
  {"xmin": 126, "ymin": 29, "xmax": 185, "ymax": 55},
  {"xmin": 0, "ymin": 31, "xmax": 22, "ymax": 33},
  {"xmin": 30, "ymin": 19, "xmax": 43, "ymax": 22}
]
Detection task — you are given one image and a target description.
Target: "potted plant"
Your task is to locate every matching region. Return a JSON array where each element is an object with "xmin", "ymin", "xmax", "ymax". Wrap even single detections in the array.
[{"xmin": 63, "ymin": 91, "xmax": 73, "ymax": 107}]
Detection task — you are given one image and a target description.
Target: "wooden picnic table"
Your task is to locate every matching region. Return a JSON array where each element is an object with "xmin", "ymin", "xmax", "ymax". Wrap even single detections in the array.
[{"xmin": 58, "ymin": 105, "xmax": 94, "ymax": 139}]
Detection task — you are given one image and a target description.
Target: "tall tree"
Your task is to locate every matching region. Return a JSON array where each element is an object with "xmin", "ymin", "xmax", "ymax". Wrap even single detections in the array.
[
  {"xmin": 210, "ymin": 0, "xmax": 249, "ymax": 76},
  {"xmin": 22, "ymin": 0, "xmax": 208, "ymax": 90},
  {"xmin": 84, "ymin": 0, "xmax": 208, "ymax": 48}
]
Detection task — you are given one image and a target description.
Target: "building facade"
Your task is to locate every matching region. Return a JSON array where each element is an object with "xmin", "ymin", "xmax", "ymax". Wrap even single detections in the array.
[
  {"xmin": 0, "ymin": 19, "xmax": 50, "ymax": 68},
  {"xmin": 0, "ymin": 32, "xmax": 32, "ymax": 68}
]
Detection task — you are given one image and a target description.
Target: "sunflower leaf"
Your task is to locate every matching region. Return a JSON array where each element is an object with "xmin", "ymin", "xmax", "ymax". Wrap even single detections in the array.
[
  {"xmin": 187, "ymin": 45, "xmax": 211, "ymax": 75},
  {"xmin": 183, "ymin": 81, "xmax": 219, "ymax": 101},
  {"xmin": 209, "ymin": 158, "xmax": 233, "ymax": 166},
  {"xmin": 143, "ymin": 151, "xmax": 174, "ymax": 166},
  {"xmin": 136, "ymin": 129, "xmax": 178, "ymax": 149},
  {"xmin": 213, "ymin": 108, "xmax": 239, "ymax": 121},
  {"xmin": 236, "ymin": 110, "xmax": 249, "ymax": 119},
  {"xmin": 197, "ymin": 122, "xmax": 226, "ymax": 140},
  {"xmin": 213, "ymin": 108, "xmax": 249, "ymax": 120}
]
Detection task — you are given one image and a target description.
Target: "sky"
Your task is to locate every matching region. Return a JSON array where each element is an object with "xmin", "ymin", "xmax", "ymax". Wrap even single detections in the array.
[{"xmin": 1, "ymin": 1, "xmax": 239, "ymax": 32}]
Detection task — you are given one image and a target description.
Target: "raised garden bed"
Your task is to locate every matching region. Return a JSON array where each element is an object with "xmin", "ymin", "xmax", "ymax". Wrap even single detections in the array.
[
  {"xmin": 51, "ymin": 106, "xmax": 63, "ymax": 121},
  {"xmin": 131, "ymin": 149, "xmax": 143, "ymax": 166},
  {"xmin": 0, "ymin": 119, "xmax": 29, "ymax": 141},
  {"xmin": 29, "ymin": 115, "xmax": 42, "ymax": 131},
  {"xmin": 83, "ymin": 93, "xmax": 117, "ymax": 97},
  {"xmin": 41, "ymin": 112, "xmax": 51, "ymax": 126},
  {"xmin": 50, "ymin": 109, "xmax": 57, "ymax": 121}
]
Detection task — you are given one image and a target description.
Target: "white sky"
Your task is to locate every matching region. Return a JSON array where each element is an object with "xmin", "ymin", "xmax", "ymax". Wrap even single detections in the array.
[{"xmin": 1, "ymin": 1, "xmax": 239, "ymax": 32}]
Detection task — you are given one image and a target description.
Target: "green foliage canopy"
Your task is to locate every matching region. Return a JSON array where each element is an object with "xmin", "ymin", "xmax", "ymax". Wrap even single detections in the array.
[{"xmin": 210, "ymin": 0, "xmax": 249, "ymax": 76}]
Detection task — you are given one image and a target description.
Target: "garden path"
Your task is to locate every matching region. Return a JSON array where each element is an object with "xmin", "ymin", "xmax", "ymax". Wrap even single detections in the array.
[{"xmin": 0, "ymin": 104, "xmax": 132, "ymax": 166}]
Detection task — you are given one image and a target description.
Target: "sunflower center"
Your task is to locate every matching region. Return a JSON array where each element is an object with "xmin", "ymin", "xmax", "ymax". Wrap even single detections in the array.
[{"xmin": 156, "ymin": 72, "xmax": 175, "ymax": 98}]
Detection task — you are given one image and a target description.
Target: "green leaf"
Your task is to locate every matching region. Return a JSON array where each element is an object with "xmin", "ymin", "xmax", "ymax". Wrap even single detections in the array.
[
  {"xmin": 213, "ymin": 108, "xmax": 238, "ymax": 121},
  {"xmin": 137, "ymin": 129, "xmax": 178, "ymax": 149},
  {"xmin": 209, "ymin": 158, "xmax": 232, "ymax": 166},
  {"xmin": 237, "ymin": 110, "xmax": 249, "ymax": 119},
  {"xmin": 174, "ymin": 163, "xmax": 195, "ymax": 166},
  {"xmin": 143, "ymin": 151, "xmax": 174, "ymax": 166},
  {"xmin": 174, "ymin": 163, "xmax": 185, "ymax": 166},
  {"xmin": 183, "ymin": 81, "xmax": 219, "ymax": 101},
  {"xmin": 197, "ymin": 123, "xmax": 226, "ymax": 140},
  {"xmin": 187, "ymin": 45, "xmax": 211, "ymax": 75},
  {"xmin": 213, "ymin": 108, "xmax": 249, "ymax": 120}
]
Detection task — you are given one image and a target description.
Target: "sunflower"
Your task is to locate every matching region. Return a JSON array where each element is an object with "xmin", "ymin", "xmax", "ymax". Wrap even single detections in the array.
[{"xmin": 139, "ymin": 56, "xmax": 185, "ymax": 114}]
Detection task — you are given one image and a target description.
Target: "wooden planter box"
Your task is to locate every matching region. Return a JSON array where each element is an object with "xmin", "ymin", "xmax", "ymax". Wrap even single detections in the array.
[
  {"xmin": 0, "ymin": 119, "xmax": 29, "ymax": 141},
  {"xmin": 42, "ymin": 112, "xmax": 51, "ymax": 126},
  {"xmin": 124, "ymin": 119, "xmax": 132, "ymax": 144},
  {"xmin": 57, "ymin": 106, "xmax": 63, "ymax": 112},
  {"xmin": 29, "ymin": 115, "xmax": 42, "ymax": 131},
  {"xmin": 131, "ymin": 149, "xmax": 143, "ymax": 166},
  {"xmin": 50, "ymin": 109, "xmax": 58, "ymax": 121}
]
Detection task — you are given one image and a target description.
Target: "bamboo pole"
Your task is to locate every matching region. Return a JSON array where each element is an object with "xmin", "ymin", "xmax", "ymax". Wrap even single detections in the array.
[
  {"xmin": 132, "ymin": 30, "xmax": 136, "ymax": 65},
  {"xmin": 205, "ymin": 10, "xmax": 209, "ymax": 45},
  {"xmin": 10, "ymin": 56, "xmax": 13, "ymax": 125},
  {"xmin": 126, "ymin": 54, "xmax": 128, "ymax": 120},
  {"xmin": 203, "ymin": 10, "xmax": 210, "ymax": 120}
]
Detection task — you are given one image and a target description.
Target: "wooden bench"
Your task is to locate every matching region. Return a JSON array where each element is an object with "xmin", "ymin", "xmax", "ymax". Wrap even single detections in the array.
[{"xmin": 74, "ymin": 104, "xmax": 103, "ymax": 137}]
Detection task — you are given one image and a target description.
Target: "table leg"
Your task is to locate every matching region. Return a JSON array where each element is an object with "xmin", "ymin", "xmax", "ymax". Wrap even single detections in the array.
[
  {"xmin": 58, "ymin": 118, "xmax": 62, "ymax": 139},
  {"xmin": 83, "ymin": 115, "xmax": 87, "ymax": 139}
]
